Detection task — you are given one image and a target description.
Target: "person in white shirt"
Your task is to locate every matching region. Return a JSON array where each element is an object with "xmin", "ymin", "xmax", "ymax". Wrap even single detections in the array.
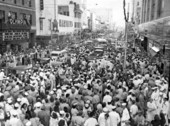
[
  {"xmin": 84, "ymin": 111, "xmax": 98, "ymax": 126},
  {"xmin": 121, "ymin": 103, "xmax": 130, "ymax": 126},
  {"xmin": 5, "ymin": 111, "xmax": 23, "ymax": 126},
  {"xmin": 130, "ymin": 100, "xmax": 138, "ymax": 119},
  {"xmin": 5, "ymin": 98, "xmax": 14, "ymax": 114},
  {"xmin": 109, "ymin": 106, "xmax": 120, "ymax": 126},
  {"xmin": 162, "ymin": 96, "xmax": 169, "ymax": 125},
  {"xmin": 103, "ymin": 91, "xmax": 112, "ymax": 105},
  {"xmin": 146, "ymin": 98, "xmax": 157, "ymax": 122},
  {"xmin": 98, "ymin": 108, "xmax": 111, "ymax": 126},
  {"xmin": 20, "ymin": 92, "xmax": 29, "ymax": 106}
]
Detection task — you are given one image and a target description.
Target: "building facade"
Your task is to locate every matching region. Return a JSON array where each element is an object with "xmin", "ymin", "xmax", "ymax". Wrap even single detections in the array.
[
  {"xmin": 0, "ymin": 0, "xmax": 36, "ymax": 53},
  {"xmin": 89, "ymin": 8, "xmax": 113, "ymax": 30},
  {"xmin": 36, "ymin": 0, "xmax": 85, "ymax": 46},
  {"xmin": 135, "ymin": 0, "xmax": 170, "ymax": 74}
]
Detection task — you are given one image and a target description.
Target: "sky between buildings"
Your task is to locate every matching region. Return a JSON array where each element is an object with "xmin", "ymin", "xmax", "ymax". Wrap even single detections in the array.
[{"xmin": 87, "ymin": 0, "xmax": 127, "ymax": 28}]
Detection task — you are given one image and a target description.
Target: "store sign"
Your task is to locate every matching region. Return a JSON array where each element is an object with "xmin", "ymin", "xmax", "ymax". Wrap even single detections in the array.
[{"xmin": 2, "ymin": 30, "xmax": 29, "ymax": 41}]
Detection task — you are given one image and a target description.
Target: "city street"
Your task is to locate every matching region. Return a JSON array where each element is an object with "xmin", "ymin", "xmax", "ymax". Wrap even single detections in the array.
[{"xmin": 0, "ymin": 0, "xmax": 170, "ymax": 126}]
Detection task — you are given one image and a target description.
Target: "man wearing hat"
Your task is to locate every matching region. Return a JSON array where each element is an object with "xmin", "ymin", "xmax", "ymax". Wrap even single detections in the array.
[
  {"xmin": 162, "ymin": 95, "xmax": 169, "ymax": 125},
  {"xmin": 37, "ymin": 105, "xmax": 50, "ymax": 126},
  {"xmin": 121, "ymin": 103, "xmax": 130, "ymax": 126},
  {"xmin": 20, "ymin": 92, "xmax": 29, "ymax": 106},
  {"xmin": 84, "ymin": 111, "xmax": 98, "ymax": 126},
  {"xmin": 10, "ymin": 103, "xmax": 22, "ymax": 119},
  {"xmin": 5, "ymin": 98, "xmax": 13, "ymax": 114},
  {"xmin": 6, "ymin": 110, "xmax": 23, "ymax": 126},
  {"xmin": 98, "ymin": 108, "xmax": 111, "ymax": 126},
  {"xmin": 109, "ymin": 105, "xmax": 120, "ymax": 126}
]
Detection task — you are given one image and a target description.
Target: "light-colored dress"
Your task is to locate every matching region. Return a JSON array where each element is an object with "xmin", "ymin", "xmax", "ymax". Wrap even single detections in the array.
[{"xmin": 146, "ymin": 101, "xmax": 157, "ymax": 122}]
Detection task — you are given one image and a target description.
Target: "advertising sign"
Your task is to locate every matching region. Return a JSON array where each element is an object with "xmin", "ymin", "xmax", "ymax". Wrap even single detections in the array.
[{"xmin": 2, "ymin": 30, "xmax": 29, "ymax": 41}]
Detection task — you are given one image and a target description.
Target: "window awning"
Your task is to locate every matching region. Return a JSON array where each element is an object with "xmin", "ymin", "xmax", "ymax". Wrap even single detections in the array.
[{"xmin": 151, "ymin": 46, "xmax": 160, "ymax": 52}]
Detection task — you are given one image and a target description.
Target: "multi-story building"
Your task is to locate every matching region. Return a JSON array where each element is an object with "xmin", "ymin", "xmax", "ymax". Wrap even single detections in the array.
[
  {"xmin": 0, "ymin": 0, "xmax": 36, "ymax": 53},
  {"xmin": 131, "ymin": 0, "xmax": 143, "ymax": 24},
  {"xmin": 135, "ymin": 0, "xmax": 170, "ymax": 74},
  {"xmin": 36, "ymin": 0, "xmax": 85, "ymax": 46},
  {"xmin": 89, "ymin": 8, "xmax": 113, "ymax": 30}
]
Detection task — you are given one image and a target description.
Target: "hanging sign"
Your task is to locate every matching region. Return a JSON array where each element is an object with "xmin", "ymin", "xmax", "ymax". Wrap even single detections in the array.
[{"xmin": 2, "ymin": 30, "xmax": 29, "ymax": 41}]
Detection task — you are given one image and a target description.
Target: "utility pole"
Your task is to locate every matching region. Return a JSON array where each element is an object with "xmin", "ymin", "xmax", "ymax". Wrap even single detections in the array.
[
  {"xmin": 123, "ymin": 22, "xmax": 128, "ymax": 72},
  {"xmin": 123, "ymin": 0, "xmax": 129, "ymax": 72}
]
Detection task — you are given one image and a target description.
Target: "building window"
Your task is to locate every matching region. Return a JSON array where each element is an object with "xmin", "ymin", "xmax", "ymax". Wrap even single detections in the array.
[
  {"xmin": 59, "ymin": 20, "xmax": 73, "ymax": 27},
  {"xmin": 40, "ymin": 0, "xmax": 44, "ymax": 10},
  {"xmin": 151, "ymin": 0, "xmax": 155, "ymax": 20},
  {"xmin": 26, "ymin": 14, "xmax": 32, "ymax": 25},
  {"xmin": 58, "ymin": 6, "xmax": 69, "ymax": 16},
  {"xmin": 0, "ymin": 10, "xmax": 5, "ymax": 22},
  {"xmin": 157, "ymin": 0, "xmax": 162, "ymax": 18},
  {"xmin": 74, "ymin": 22, "xmax": 81, "ymax": 28},
  {"xmin": 49, "ymin": 20, "xmax": 51, "ymax": 30},
  {"xmin": 10, "ymin": 11, "xmax": 17, "ymax": 20},
  {"xmin": 137, "ymin": 2, "xmax": 139, "ymax": 6},
  {"xmin": 147, "ymin": 0, "xmax": 150, "ymax": 21},
  {"xmin": 22, "ymin": 0, "xmax": 24, "ymax": 5},
  {"xmin": 28, "ymin": 0, "xmax": 31, "ymax": 7},
  {"xmin": 14, "ymin": 0, "xmax": 17, "ymax": 4},
  {"xmin": 40, "ymin": 19, "xmax": 43, "ymax": 30}
]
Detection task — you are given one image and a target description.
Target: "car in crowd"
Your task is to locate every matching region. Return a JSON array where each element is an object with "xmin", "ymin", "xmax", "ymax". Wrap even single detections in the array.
[{"xmin": 88, "ymin": 47, "xmax": 104, "ymax": 60}]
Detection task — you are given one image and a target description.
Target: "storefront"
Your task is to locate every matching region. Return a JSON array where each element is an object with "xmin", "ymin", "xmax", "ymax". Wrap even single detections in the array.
[
  {"xmin": 138, "ymin": 16, "xmax": 170, "ymax": 74},
  {"xmin": 0, "ymin": 22, "xmax": 32, "ymax": 53}
]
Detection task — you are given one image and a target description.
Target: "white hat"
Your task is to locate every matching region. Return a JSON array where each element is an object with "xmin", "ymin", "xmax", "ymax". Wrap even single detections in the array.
[
  {"xmin": 159, "ymin": 92, "xmax": 163, "ymax": 95},
  {"xmin": 53, "ymin": 88, "xmax": 57, "ymax": 91},
  {"xmin": 103, "ymin": 107, "xmax": 109, "ymax": 113},
  {"xmin": 152, "ymin": 87, "xmax": 158, "ymax": 90},
  {"xmin": 49, "ymin": 91, "xmax": 54, "ymax": 95},
  {"xmin": 60, "ymin": 110, "xmax": 65, "ymax": 115},
  {"xmin": 61, "ymin": 86, "xmax": 67, "ymax": 91},
  {"xmin": 163, "ymin": 94, "xmax": 167, "ymax": 98},
  {"xmin": 7, "ymin": 98, "xmax": 12, "ymax": 104},
  {"xmin": 122, "ymin": 103, "xmax": 127, "ymax": 106},
  {"xmin": 111, "ymin": 106, "xmax": 116, "ymax": 110},
  {"xmin": 24, "ymin": 92, "xmax": 29, "ymax": 96},
  {"xmin": 35, "ymin": 102, "xmax": 42, "ymax": 108},
  {"xmin": 14, "ymin": 103, "xmax": 20, "ymax": 108},
  {"xmin": 0, "ymin": 93, "xmax": 4, "ymax": 97},
  {"xmin": 25, "ymin": 121, "xmax": 32, "ymax": 126},
  {"xmin": 12, "ymin": 110, "xmax": 18, "ymax": 116},
  {"xmin": 17, "ymin": 98, "xmax": 21, "ymax": 102}
]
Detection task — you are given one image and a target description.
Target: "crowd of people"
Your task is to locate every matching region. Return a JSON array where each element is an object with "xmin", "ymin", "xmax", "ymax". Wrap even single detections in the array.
[
  {"xmin": 0, "ymin": 40, "xmax": 169, "ymax": 126},
  {"xmin": 0, "ymin": 47, "xmax": 51, "ymax": 68}
]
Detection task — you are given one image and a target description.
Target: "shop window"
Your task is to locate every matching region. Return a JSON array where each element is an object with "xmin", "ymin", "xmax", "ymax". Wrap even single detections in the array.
[
  {"xmin": 22, "ymin": 0, "xmax": 24, "ymax": 5},
  {"xmin": 40, "ymin": 19, "xmax": 43, "ymax": 30},
  {"xmin": 10, "ymin": 11, "xmax": 17, "ymax": 20},
  {"xmin": 0, "ymin": 10, "xmax": 5, "ymax": 22}
]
